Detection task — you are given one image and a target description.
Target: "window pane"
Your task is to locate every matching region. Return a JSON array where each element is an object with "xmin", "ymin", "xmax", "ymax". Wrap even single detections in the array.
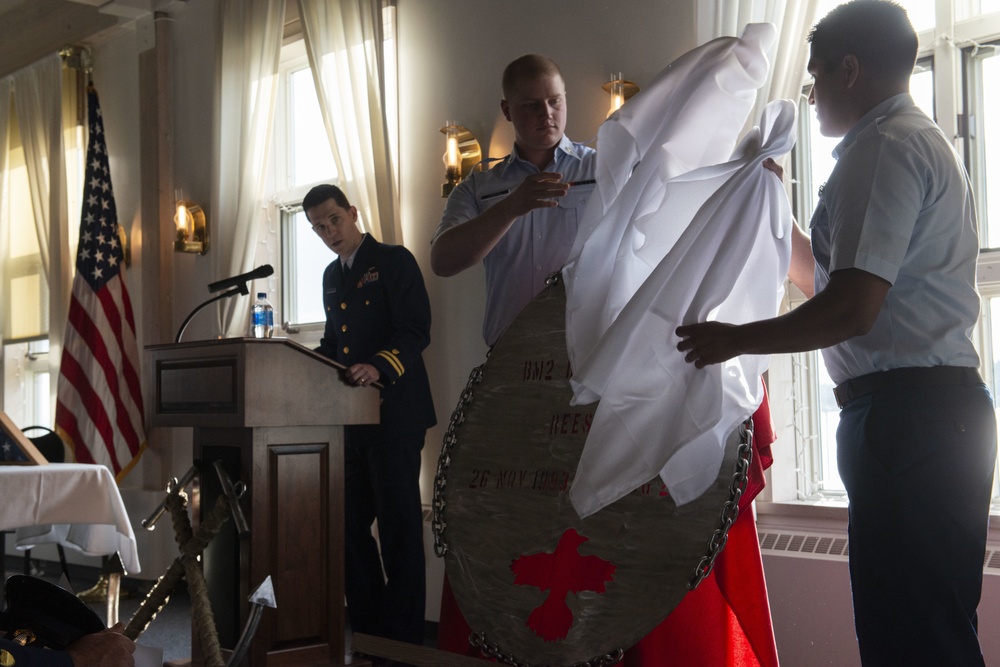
[
  {"xmin": 981, "ymin": 52, "xmax": 1000, "ymax": 248},
  {"xmin": 959, "ymin": 0, "xmax": 1000, "ymax": 19},
  {"xmin": 2, "ymin": 127, "xmax": 49, "ymax": 341},
  {"xmin": 816, "ymin": 356, "xmax": 845, "ymax": 492},
  {"xmin": 988, "ymin": 296, "xmax": 1000, "ymax": 500},
  {"xmin": 814, "ymin": 0, "xmax": 935, "ymax": 32},
  {"xmin": 2, "ymin": 340, "xmax": 51, "ymax": 428},
  {"xmin": 911, "ymin": 66, "xmax": 934, "ymax": 120},
  {"xmin": 283, "ymin": 210, "xmax": 334, "ymax": 325},
  {"xmin": 290, "ymin": 67, "xmax": 337, "ymax": 188}
]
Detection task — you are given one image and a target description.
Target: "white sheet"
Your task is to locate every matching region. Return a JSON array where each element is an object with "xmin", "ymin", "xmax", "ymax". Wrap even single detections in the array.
[{"xmin": 563, "ymin": 23, "xmax": 795, "ymax": 517}]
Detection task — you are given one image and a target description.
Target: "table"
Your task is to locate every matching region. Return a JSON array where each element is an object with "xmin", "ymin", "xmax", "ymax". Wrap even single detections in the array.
[{"xmin": 0, "ymin": 463, "xmax": 141, "ymax": 577}]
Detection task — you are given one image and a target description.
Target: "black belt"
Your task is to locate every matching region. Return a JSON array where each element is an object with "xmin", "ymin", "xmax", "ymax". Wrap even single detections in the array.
[{"xmin": 833, "ymin": 366, "xmax": 983, "ymax": 409}]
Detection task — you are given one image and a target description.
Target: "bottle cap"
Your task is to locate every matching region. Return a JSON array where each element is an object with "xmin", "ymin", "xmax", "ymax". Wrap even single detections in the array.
[{"xmin": 257, "ymin": 292, "xmax": 266, "ymax": 298}]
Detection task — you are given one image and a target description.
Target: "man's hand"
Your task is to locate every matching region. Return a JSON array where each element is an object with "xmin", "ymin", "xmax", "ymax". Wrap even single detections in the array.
[
  {"xmin": 675, "ymin": 321, "xmax": 742, "ymax": 368},
  {"xmin": 66, "ymin": 623, "xmax": 135, "ymax": 667},
  {"xmin": 345, "ymin": 362, "xmax": 379, "ymax": 387},
  {"xmin": 502, "ymin": 171, "xmax": 569, "ymax": 217},
  {"xmin": 762, "ymin": 157, "xmax": 783, "ymax": 180},
  {"xmin": 431, "ymin": 171, "xmax": 570, "ymax": 277}
]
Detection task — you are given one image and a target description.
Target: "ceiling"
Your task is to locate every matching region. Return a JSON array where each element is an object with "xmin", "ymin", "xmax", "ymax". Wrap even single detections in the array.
[{"xmin": 0, "ymin": 0, "xmax": 160, "ymax": 80}]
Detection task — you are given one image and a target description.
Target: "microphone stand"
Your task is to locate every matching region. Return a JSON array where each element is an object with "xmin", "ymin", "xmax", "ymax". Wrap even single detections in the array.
[{"xmin": 175, "ymin": 285, "xmax": 246, "ymax": 343}]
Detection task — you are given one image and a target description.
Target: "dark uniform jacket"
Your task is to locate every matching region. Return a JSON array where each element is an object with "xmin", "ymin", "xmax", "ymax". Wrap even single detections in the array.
[
  {"xmin": 318, "ymin": 234, "xmax": 436, "ymax": 438},
  {"xmin": 0, "ymin": 638, "xmax": 73, "ymax": 666}
]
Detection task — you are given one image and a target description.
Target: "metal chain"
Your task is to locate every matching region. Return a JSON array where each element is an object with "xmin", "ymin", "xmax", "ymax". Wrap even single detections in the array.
[
  {"xmin": 687, "ymin": 418, "xmax": 754, "ymax": 590},
  {"xmin": 471, "ymin": 632, "xmax": 625, "ymax": 667},
  {"xmin": 432, "ymin": 363, "xmax": 485, "ymax": 557}
]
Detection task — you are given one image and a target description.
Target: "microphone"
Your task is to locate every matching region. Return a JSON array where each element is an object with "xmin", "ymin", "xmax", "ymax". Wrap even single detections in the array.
[{"xmin": 207, "ymin": 264, "xmax": 274, "ymax": 294}]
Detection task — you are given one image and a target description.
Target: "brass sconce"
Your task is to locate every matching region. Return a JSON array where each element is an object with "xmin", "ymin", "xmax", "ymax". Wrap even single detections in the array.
[
  {"xmin": 174, "ymin": 199, "xmax": 208, "ymax": 254},
  {"xmin": 441, "ymin": 121, "xmax": 482, "ymax": 197},
  {"xmin": 602, "ymin": 72, "xmax": 639, "ymax": 117}
]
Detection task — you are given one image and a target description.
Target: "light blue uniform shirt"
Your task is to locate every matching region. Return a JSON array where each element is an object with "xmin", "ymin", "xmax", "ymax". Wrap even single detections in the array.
[
  {"xmin": 434, "ymin": 135, "xmax": 597, "ymax": 346},
  {"xmin": 810, "ymin": 93, "xmax": 981, "ymax": 385}
]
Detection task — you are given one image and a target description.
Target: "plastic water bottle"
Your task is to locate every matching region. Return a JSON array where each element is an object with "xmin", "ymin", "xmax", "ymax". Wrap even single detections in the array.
[{"xmin": 251, "ymin": 292, "xmax": 274, "ymax": 338}]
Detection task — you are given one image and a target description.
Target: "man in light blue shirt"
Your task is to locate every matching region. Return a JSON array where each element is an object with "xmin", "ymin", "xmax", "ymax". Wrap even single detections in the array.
[
  {"xmin": 431, "ymin": 54, "xmax": 596, "ymax": 346},
  {"xmin": 676, "ymin": 2, "xmax": 996, "ymax": 664}
]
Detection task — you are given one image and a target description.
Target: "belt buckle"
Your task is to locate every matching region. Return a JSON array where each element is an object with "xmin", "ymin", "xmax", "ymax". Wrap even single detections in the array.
[{"xmin": 833, "ymin": 385, "xmax": 849, "ymax": 409}]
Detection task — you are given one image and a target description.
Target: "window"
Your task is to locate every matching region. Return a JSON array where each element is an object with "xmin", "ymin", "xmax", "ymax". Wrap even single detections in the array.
[
  {"xmin": 262, "ymin": 5, "xmax": 398, "ymax": 341},
  {"xmin": 273, "ymin": 42, "xmax": 340, "ymax": 334},
  {"xmin": 1, "ymin": 63, "xmax": 84, "ymax": 424},
  {"xmin": 785, "ymin": 1, "xmax": 1000, "ymax": 506}
]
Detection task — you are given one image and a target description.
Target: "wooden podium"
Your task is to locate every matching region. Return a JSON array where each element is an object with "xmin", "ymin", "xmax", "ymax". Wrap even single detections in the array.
[{"xmin": 147, "ymin": 338, "xmax": 379, "ymax": 666}]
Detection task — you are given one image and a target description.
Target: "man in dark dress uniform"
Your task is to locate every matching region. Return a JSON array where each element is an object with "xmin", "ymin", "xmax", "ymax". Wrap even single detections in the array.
[{"xmin": 304, "ymin": 184, "xmax": 436, "ymax": 650}]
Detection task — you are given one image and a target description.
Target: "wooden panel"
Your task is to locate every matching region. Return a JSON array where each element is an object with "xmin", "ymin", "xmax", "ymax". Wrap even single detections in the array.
[
  {"xmin": 147, "ymin": 339, "xmax": 379, "ymax": 428},
  {"xmin": 194, "ymin": 425, "xmax": 349, "ymax": 667},
  {"xmin": 157, "ymin": 357, "xmax": 239, "ymax": 415},
  {"xmin": 270, "ymin": 443, "xmax": 329, "ymax": 646},
  {"xmin": 248, "ymin": 426, "xmax": 346, "ymax": 667}
]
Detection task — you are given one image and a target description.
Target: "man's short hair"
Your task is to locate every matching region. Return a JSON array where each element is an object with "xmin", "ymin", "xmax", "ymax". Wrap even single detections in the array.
[
  {"xmin": 808, "ymin": 0, "xmax": 917, "ymax": 81},
  {"xmin": 501, "ymin": 54, "xmax": 563, "ymax": 99},
  {"xmin": 303, "ymin": 184, "xmax": 351, "ymax": 213}
]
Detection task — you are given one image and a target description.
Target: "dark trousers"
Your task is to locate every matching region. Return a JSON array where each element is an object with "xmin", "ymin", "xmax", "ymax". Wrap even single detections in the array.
[
  {"xmin": 837, "ymin": 379, "xmax": 996, "ymax": 666},
  {"xmin": 343, "ymin": 426, "xmax": 427, "ymax": 646}
]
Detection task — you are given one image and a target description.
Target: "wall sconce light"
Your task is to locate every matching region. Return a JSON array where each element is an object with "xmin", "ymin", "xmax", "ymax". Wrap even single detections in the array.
[
  {"xmin": 173, "ymin": 199, "xmax": 208, "ymax": 254},
  {"xmin": 441, "ymin": 121, "xmax": 482, "ymax": 197},
  {"xmin": 602, "ymin": 72, "xmax": 640, "ymax": 117}
]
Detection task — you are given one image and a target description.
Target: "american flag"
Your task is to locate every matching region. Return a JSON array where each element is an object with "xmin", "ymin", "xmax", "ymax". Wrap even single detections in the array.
[{"xmin": 55, "ymin": 87, "xmax": 146, "ymax": 481}]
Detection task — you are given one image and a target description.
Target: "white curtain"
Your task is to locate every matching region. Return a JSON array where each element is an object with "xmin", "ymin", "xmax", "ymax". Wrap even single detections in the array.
[
  {"xmin": 5, "ymin": 55, "xmax": 71, "ymax": 393},
  {"xmin": 698, "ymin": 0, "xmax": 819, "ymax": 128},
  {"xmin": 11, "ymin": 55, "xmax": 70, "ymax": 322},
  {"xmin": 0, "ymin": 78, "xmax": 11, "ymax": 348},
  {"xmin": 213, "ymin": 0, "xmax": 285, "ymax": 337},
  {"xmin": 298, "ymin": 0, "xmax": 400, "ymax": 244}
]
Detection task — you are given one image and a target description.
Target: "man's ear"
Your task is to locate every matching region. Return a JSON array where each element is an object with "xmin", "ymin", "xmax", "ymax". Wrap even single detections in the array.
[
  {"xmin": 842, "ymin": 54, "xmax": 861, "ymax": 88},
  {"xmin": 500, "ymin": 99, "xmax": 512, "ymax": 122}
]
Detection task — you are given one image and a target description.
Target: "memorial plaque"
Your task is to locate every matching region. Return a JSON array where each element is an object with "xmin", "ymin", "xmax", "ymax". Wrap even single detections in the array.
[{"xmin": 435, "ymin": 277, "xmax": 747, "ymax": 665}]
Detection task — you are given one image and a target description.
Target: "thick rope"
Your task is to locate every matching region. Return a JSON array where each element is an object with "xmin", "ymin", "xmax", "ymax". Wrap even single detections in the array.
[{"xmin": 124, "ymin": 487, "xmax": 233, "ymax": 661}]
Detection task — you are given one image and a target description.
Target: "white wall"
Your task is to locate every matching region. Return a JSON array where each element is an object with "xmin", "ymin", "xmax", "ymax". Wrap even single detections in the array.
[{"xmin": 763, "ymin": 554, "xmax": 1000, "ymax": 666}]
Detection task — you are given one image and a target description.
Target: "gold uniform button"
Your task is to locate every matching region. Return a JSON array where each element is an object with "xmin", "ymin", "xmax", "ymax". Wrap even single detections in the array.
[
  {"xmin": 0, "ymin": 649, "xmax": 14, "ymax": 666},
  {"xmin": 341, "ymin": 325, "xmax": 347, "ymax": 332},
  {"xmin": 340, "ymin": 302, "xmax": 347, "ymax": 310},
  {"xmin": 365, "ymin": 300, "xmax": 370, "ymax": 305},
  {"xmin": 343, "ymin": 346, "xmax": 349, "ymax": 354}
]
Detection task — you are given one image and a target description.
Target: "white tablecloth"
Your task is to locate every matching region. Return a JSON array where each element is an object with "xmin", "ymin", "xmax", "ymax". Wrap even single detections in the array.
[{"xmin": 0, "ymin": 463, "xmax": 141, "ymax": 574}]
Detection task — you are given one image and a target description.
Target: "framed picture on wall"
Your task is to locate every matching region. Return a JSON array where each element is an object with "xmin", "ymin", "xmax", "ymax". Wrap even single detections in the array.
[{"xmin": 0, "ymin": 411, "xmax": 48, "ymax": 465}]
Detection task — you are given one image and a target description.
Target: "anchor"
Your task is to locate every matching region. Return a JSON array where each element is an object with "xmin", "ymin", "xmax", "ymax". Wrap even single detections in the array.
[{"xmin": 127, "ymin": 461, "xmax": 273, "ymax": 667}]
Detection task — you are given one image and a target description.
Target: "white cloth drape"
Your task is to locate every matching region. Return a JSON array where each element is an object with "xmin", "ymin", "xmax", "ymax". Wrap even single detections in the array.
[
  {"xmin": 563, "ymin": 24, "xmax": 796, "ymax": 518},
  {"xmin": 213, "ymin": 0, "xmax": 285, "ymax": 337},
  {"xmin": 298, "ymin": 0, "xmax": 400, "ymax": 244}
]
